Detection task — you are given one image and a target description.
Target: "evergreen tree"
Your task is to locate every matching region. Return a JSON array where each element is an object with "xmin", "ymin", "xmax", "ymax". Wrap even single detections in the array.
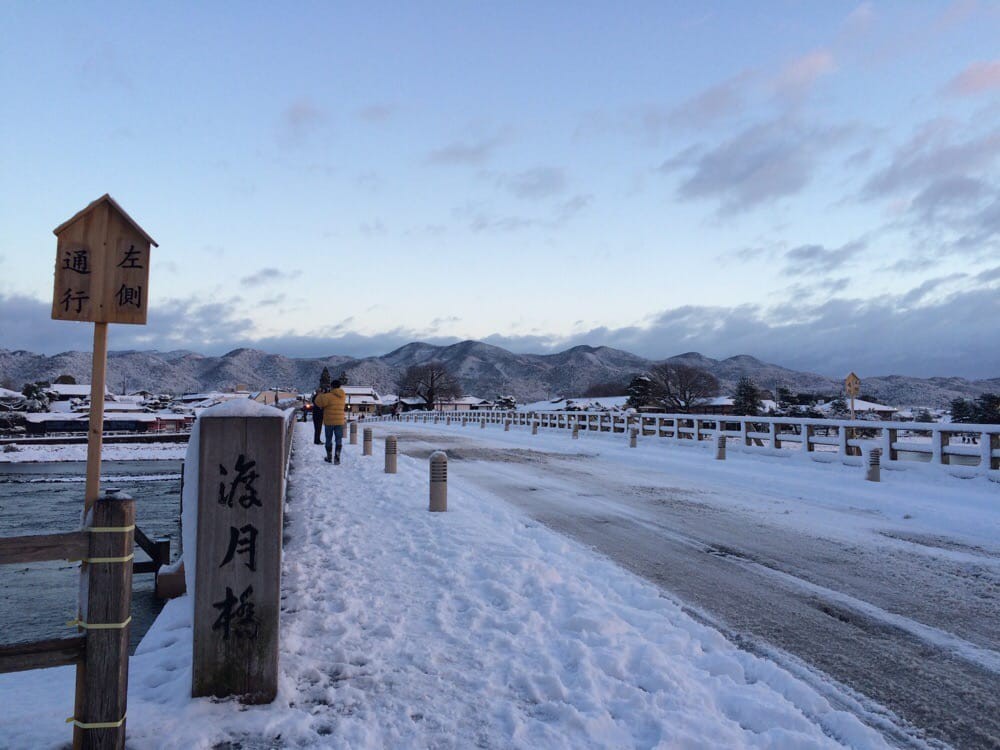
[
  {"xmin": 914, "ymin": 408, "xmax": 934, "ymax": 423},
  {"xmin": 319, "ymin": 367, "xmax": 332, "ymax": 389},
  {"xmin": 949, "ymin": 398, "xmax": 974, "ymax": 424},
  {"xmin": 974, "ymin": 393, "xmax": 1000, "ymax": 424},
  {"xmin": 828, "ymin": 397, "xmax": 849, "ymax": 418},
  {"xmin": 732, "ymin": 376, "xmax": 761, "ymax": 416},
  {"xmin": 626, "ymin": 375, "xmax": 654, "ymax": 409}
]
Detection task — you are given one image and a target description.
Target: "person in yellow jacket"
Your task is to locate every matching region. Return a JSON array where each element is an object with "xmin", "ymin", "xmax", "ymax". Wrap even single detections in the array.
[{"xmin": 314, "ymin": 380, "xmax": 347, "ymax": 464}]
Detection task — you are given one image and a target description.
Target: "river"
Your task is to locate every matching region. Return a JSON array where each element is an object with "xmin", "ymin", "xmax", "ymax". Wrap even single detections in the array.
[{"xmin": 0, "ymin": 459, "xmax": 182, "ymax": 651}]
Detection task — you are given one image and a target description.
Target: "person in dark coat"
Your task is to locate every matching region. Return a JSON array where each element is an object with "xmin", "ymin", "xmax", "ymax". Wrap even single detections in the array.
[{"xmin": 312, "ymin": 390, "xmax": 324, "ymax": 444}]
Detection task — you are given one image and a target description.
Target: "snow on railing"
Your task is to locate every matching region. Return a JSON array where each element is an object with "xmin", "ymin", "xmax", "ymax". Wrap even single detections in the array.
[{"xmin": 369, "ymin": 410, "xmax": 1000, "ymax": 477}]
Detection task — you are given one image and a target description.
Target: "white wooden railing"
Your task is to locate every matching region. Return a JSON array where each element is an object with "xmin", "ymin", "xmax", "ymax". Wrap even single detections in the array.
[{"xmin": 365, "ymin": 410, "xmax": 1000, "ymax": 477}]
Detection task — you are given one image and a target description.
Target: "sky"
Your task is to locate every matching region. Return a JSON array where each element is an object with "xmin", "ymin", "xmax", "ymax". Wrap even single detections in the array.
[{"xmin": 1, "ymin": 1, "xmax": 998, "ymax": 378}]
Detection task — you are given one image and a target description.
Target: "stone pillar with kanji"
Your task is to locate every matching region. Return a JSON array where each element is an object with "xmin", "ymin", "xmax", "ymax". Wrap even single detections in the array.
[{"xmin": 192, "ymin": 401, "xmax": 284, "ymax": 703}]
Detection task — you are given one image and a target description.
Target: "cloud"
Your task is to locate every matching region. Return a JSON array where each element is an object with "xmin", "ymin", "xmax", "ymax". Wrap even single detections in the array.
[
  {"xmin": 278, "ymin": 99, "xmax": 325, "ymax": 145},
  {"xmin": 661, "ymin": 118, "xmax": 853, "ymax": 212},
  {"xmin": 357, "ymin": 104, "xmax": 394, "ymax": 122},
  {"xmin": 668, "ymin": 76, "xmax": 748, "ymax": 129},
  {"xmin": 494, "ymin": 167, "xmax": 567, "ymax": 199},
  {"xmin": 455, "ymin": 193, "xmax": 592, "ymax": 233},
  {"xmin": 783, "ymin": 240, "xmax": 865, "ymax": 276},
  {"xmin": 943, "ymin": 60, "xmax": 1000, "ymax": 96},
  {"xmin": 863, "ymin": 120, "xmax": 1000, "ymax": 196},
  {"xmin": 240, "ymin": 268, "xmax": 302, "ymax": 286},
  {"xmin": 773, "ymin": 50, "xmax": 836, "ymax": 99},
  {"xmin": 427, "ymin": 131, "xmax": 509, "ymax": 165},
  {"xmin": 3, "ymin": 276, "xmax": 998, "ymax": 378}
]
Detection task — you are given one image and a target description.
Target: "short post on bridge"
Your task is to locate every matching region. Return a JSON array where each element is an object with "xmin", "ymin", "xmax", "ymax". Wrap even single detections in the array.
[
  {"xmin": 349, "ymin": 421, "xmax": 358, "ymax": 445},
  {"xmin": 385, "ymin": 435, "xmax": 397, "ymax": 473},
  {"xmin": 429, "ymin": 451, "xmax": 447, "ymax": 512},
  {"xmin": 866, "ymin": 447, "xmax": 881, "ymax": 482},
  {"xmin": 362, "ymin": 427, "xmax": 373, "ymax": 456}
]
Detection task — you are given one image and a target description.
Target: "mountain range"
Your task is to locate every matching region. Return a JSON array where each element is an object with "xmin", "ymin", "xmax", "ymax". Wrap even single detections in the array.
[{"xmin": 1, "ymin": 342, "xmax": 997, "ymax": 407}]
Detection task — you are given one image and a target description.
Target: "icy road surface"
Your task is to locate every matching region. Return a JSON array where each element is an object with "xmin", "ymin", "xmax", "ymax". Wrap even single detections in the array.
[{"xmin": 376, "ymin": 420, "xmax": 1000, "ymax": 750}]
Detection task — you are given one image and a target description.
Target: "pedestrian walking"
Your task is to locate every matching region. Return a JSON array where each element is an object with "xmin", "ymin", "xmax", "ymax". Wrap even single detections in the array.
[
  {"xmin": 311, "ymin": 390, "xmax": 324, "ymax": 444},
  {"xmin": 315, "ymin": 379, "xmax": 347, "ymax": 464}
]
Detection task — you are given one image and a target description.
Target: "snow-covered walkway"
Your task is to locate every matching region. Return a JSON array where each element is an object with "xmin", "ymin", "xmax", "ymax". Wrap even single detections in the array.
[{"xmin": 1, "ymin": 422, "xmax": 894, "ymax": 748}]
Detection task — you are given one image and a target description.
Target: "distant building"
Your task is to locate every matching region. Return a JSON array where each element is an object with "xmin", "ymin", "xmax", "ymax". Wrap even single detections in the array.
[
  {"xmin": 379, "ymin": 395, "xmax": 426, "ymax": 414},
  {"xmin": 46, "ymin": 383, "xmax": 111, "ymax": 401},
  {"xmin": 436, "ymin": 396, "xmax": 492, "ymax": 412},
  {"xmin": 518, "ymin": 396, "xmax": 630, "ymax": 412},
  {"xmin": 24, "ymin": 412, "xmax": 158, "ymax": 435},
  {"xmin": 816, "ymin": 398, "xmax": 897, "ymax": 419},
  {"xmin": 342, "ymin": 385, "xmax": 382, "ymax": 416},
  {"xmin": 252, "ymin": 389, "xmax": 299, "ymax": 406}
]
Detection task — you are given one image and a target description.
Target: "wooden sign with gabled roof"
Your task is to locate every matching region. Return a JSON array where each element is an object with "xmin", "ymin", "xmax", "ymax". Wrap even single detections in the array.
[
  {"xmin": 52, "ymin": 193, "xmax": 158, "ymax": 325},
  {"xmin": 50, "ymin": 194, "xmax": 158, "ymax": 512}
]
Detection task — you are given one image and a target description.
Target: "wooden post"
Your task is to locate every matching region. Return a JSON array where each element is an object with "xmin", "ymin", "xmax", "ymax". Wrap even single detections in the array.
[
  {"xmin": 73, "ymin": 490, "xmax": 135, "ymax": 750},
  {"xmin": 193, "ymin": 408, "xmax": 284, "ymax": 703},
  {"xmin": 990, "ymin": 433, "xmax": 1000, "ymax": 471},
  {"xmin": 803, "ymin": 424, "xmax": 814, "ymax": 454},
  {"xmin": 84, "ymin": 323, "xmax": 109, "ymax": 512}
]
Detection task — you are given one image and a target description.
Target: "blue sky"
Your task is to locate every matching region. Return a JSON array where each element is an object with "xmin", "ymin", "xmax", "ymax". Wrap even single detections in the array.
[{"xmin": 1, "ymin": 1, "xmax": 998, "ymax": 378}]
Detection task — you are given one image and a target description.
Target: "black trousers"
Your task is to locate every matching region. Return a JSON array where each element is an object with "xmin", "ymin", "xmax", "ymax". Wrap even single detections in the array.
[{"xmin": 313, "ymin": 417, "xmax": 323, "ymax": 443}]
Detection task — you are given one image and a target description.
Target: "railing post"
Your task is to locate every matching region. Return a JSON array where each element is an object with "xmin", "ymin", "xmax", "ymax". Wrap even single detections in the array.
[
  {"xmin": 802, "ymin": 423, "xmax": 814, "ymax": 458},
  {"xmin": 989, "ymin": 433, "xmax": 1000, "ymax": 471},
  {"xmin": 629, "ymin": 426, "xmax": 637, "ymax": 448},
  {"xmin": 770, "ymin": 421, "xmax": 780, "ymax": 450},
  {"xmin": 532, "ymin": 421, "xmax": 538, "ymax": 435},
  {"xmin": 936, "ymin": 429, "xmax": 950, "ymax": 465},
  {"xmin": 884, "ymin": 427, "xmax": 897, "ymax": 462},
  {"xmin": 74, "ymin": 489, "xmax": 135, "ymax": 750}
]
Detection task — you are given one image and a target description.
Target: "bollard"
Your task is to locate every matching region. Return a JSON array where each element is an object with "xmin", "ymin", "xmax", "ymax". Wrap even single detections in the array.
[
  {"xmin": 462, "ymin": 417, "xmax": 467, "ymax": 427},
  {"xmin": 349, "ymin": 420, "xmax": 358, "ymax": 445},
  {"xmin": 715, "ymin": 432, "xmax": 726, "ymax": 460},
  {"xmin": 385, "ymin": 435, "xmax": 397, "ymax": 473},
  {"xmin": 481, "ymin": 418, "xmax": 486, "ymax": 429},
  {"xmin": 434, "ymin": 416, "xmax": 439, "ymax": 424},
  {"xmin": 531, "ymin": 421, "xmax": 538, "ymax": 435},
  {"xmin": 866, "ymin": 447, "xmax": 881, "ymax": 482},
  {"xmin": 429, "ymin": 451, "xmax": 447, "ymax": 512},
  {"xmin": 572, "ymin": 423, "xmax": 579, "ymax": 440},
  {"xmin": 504, "ymin": 419, "xmax": 510, "ymax": 432},
  {"xmin": 446, "ymin": 416, "xmax": 451, "ymax": 426},
  {"xmin": 363, "ymin": 427, "xmax": 373, "ymax": 456},
  {"xmin": 629, "ymin": 426, "xmax": 638, "ymax": 448}
]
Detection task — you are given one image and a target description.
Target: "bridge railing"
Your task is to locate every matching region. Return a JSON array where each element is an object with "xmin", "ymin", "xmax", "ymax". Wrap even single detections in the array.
[{"xmin": 367, "ymin": 409, "xmax": 1000, "ymax": 476}]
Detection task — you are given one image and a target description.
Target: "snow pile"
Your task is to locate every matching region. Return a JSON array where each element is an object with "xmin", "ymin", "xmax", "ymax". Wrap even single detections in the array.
[{"xmin": 0, "ymin": 422, "xmax": 890, "ymax": 749}]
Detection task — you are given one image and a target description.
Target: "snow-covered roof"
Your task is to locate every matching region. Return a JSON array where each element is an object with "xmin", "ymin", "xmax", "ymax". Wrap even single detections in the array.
[
  {"xmin": 518, "ymin": 396, "xmax": 630, "ymax": 412},
  {"xmin": 438, "ymin": 395, "xmax": 490, "ymax": 405},
  {"xmin": 0, "ymin": 387, "xmax": 23, "ymax": 399},
  {"xmin": 177, "ymin": 392, "xmax": 251, "ymax": 403},
  {"xmin": 47, "ymin": 383, "xmax": 107, "ymax": 398},
  {"xmin": 817, "ymin": 398, "xmax": 896, "ymax": 413},
  {"xmin": 24, "ymin": 412, "xmax": 158, "ymax": 423}
]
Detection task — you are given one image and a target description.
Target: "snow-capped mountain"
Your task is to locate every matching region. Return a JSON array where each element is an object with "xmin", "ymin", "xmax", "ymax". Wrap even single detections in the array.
[{"xmin": 0, "ymin": 343, "xmax": 996, "ymax": 407}]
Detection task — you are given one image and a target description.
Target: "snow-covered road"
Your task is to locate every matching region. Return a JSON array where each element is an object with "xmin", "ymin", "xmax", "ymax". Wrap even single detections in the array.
[{"xmin": 373, "ymin": 420, "xmax": 1000, "ymax": 750}]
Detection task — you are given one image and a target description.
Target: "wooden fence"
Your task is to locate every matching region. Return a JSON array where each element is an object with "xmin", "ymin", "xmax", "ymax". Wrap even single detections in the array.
[
  {"xmin": 0, "ymin": 490, "xmax": 136, "ymax": 749},
  {"xmin": 370, "ymin": 410, "xmax": 1000, "ymax": 476}
]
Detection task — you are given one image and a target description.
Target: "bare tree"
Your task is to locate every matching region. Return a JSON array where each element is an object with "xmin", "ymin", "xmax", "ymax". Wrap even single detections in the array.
[
  {"xmin": 397, "ymin": 362, "xmax": 462, "ymax": 409},
  {"xmin": 647, "ymin": 363, "xmax": 719, "ymax": 413}
]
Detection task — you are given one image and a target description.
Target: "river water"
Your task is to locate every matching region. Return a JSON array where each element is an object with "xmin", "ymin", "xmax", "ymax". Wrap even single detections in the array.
[{"xmin": 0, "ymin": 460, "xmax": 182, "ymax": 650}]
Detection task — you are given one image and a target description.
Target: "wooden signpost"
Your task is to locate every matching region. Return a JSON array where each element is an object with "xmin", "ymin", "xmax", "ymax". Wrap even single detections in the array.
[
  {"xmin": 845, "ymin": 371, "xmax": 861, "ymax": 421},
  {"xmin": 49, "ymin": 195, "xmax": 157, "ymax": 749},
  {"xmin": 51, "ymin": 194, "xmax": 158, "ymax": 511}
]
